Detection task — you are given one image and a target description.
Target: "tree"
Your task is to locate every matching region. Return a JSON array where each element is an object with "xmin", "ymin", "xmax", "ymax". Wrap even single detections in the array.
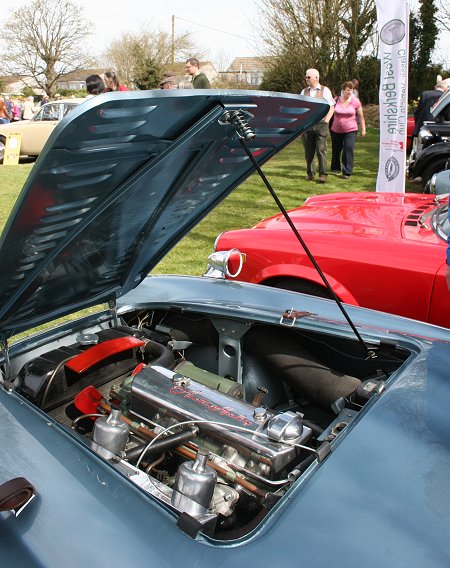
[
  {"xmin": 437, "ymin": 0, "xmax": 450, "ymax": 31},
  {"xmin": 257, "ymin": 0, "xmax": 377, "ymax": 93},
  {"xmin": 260, "ymin": 54, "xmax": 304, "ymax": 93},
  {"xmin": 102, "ymin": 30, "xmax": 198, "ymax": 89},
  {"xmin": 341, "ymin": 0, "xmax": 377, "ymax": 78},
  {"xmin": 0, "ymin": 0, "xmax": 93, "ymax": 96},
  {"xmin": 409, "ymin": 0, "xmax": 440, "ymax": 99},
  {"xmin": 132, "ymin": 50, "xmax": 162, "ymax": 90},
  {"xmin": 354, "ymin": 55, "xmax": 380, "ymax": 104}
]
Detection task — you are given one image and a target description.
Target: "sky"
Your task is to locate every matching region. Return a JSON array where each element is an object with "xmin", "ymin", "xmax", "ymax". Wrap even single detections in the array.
[
  {"xmin": 1, "ymin": 1, "xmax": 448, "ymax": 71},
  {"xmin": 76, "ymin": 0, "xmax": 261, "ymax": 70},
  {"xmin": 74, "ymin": 0, "xmax": 449, "ymax": 71}
]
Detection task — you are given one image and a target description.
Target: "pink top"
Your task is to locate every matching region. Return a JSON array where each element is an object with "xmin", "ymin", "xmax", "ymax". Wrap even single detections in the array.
[{"xmin": 331, "ymin": 96, "xmax": 361, "ymax": 133}]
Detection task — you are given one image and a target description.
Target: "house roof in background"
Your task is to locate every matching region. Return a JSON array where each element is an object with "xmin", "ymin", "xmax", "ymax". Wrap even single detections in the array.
[
  {"xmin": 0, "ymin": 75, "xmax": 22, "ymax": 87},
  {"xmin": 163, "ymin": 61, "xmax": 216, "ymax": 74},
  {"xmin": 162, "ymin": 61, "xmax": 218, "ymax": 86},
  {"xmin": 0, "ymin": 75, "xmax": 44, "ymax": 95},
  {"xmin": 227, "ymin": 57, "xmax": 266, "ymax": 72},
  {"xmin": 57, "ymin": 69, "xmax": 109, "ymax": 82},
  {"xmin": 162, "ymin": 62, "xmax": 188, "ymax": 77}
]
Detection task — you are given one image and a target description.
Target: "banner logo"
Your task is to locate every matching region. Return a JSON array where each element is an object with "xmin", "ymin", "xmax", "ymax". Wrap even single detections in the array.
[
  {"xmin": 385, "ymin": 156, "xmax": 400, "ymax": 181},
  {"xmin": 380, "ymin": 19, "xmax": 406, "ymax": 45}
]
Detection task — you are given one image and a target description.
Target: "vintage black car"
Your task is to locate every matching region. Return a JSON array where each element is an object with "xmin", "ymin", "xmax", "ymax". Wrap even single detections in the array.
[{"xmin": 408, "ymin": 88, "xmax": 450, "ymax": 188}]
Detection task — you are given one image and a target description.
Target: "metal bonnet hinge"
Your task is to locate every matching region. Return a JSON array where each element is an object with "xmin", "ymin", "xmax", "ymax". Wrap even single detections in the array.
[
  {"xmin": 0, "ymin": 333, "xmax": 10, "ymax": 383},
  {"xmin": 219, "ymin": 109, "xmax": 256, "ymax": 140},
  {"xmin": 108, "ymin": 295, "xmax": 118, "ymax": 327}
]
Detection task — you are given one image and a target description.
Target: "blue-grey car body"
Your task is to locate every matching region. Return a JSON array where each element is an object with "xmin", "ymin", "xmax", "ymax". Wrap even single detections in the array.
[
  {"xmin": 430, "ymin": 167, "xmax": 450, "ymax": 194},
  {"xmin": 0, "ymin": 90, "xmax": 449, "ymax": 567}
]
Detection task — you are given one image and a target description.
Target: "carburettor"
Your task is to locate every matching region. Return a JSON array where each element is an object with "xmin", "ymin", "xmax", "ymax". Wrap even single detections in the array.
[{"xmin": 88, "ymin": 362, "xmax": 313, "ymax": 536}]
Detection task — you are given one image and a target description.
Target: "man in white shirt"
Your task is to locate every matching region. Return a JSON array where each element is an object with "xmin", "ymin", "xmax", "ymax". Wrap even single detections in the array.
[{"xmin": 301, "ymin": 69, "xmax": 335, "ymax": 183}]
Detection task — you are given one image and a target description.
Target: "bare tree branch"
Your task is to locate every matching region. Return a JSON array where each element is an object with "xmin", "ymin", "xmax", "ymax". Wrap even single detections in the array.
[
  {"xmin": 258, "ymin": 0, "xmax": 377, "ymax": 83},
  {"xmin": 0, "ymin": 0, "xmax": 94, "ymax": 95},
  {"xmin": 101, "ymin": 28, "xmax": 199, "ymax": 88},
  {"xmin": 436, "ymin": 0, "xmax": 450, "ymax": 31}
]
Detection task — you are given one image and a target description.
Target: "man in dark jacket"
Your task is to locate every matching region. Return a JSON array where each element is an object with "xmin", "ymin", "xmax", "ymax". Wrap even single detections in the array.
[
  {"xmin": 185, "ymin": 58, "xmax": 211, "ymax": 88},
  {"xmin": 412, "ymin": 80, "xmax": 448, "ymax": 136}
]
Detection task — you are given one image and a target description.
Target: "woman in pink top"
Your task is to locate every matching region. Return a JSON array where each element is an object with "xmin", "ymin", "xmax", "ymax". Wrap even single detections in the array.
[{"xmin": 330, "ymin": 81, "xmax": 366, "ymax": 178}]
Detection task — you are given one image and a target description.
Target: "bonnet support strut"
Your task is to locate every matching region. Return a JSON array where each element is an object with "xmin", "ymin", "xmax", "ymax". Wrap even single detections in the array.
[{"xmin": 223, "ymin": 109, "xmax": 376, "ymax": 360}]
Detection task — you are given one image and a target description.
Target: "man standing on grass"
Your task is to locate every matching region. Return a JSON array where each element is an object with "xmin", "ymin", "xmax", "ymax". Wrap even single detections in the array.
[
  {"xmin": 185, "ymin": 58, "xmax": 211, "ymax": 89},
  {"xmin": 300, "ymin": 69, "xmax": 335, "ymax": 183}
]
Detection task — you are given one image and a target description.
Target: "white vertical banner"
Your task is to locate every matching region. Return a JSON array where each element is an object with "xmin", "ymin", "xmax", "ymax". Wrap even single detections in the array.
[{"xmin": 375, "ymin": 0, "xmax": 409, "ymax": 192}]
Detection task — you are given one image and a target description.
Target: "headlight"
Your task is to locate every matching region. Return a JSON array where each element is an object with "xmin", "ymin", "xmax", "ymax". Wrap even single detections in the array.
[
  {"xmin": 204, "ymin": 249, "xmax": 245, "ymax": 279},
  {"xmin": 417, "ymin": 128, "xmax": 433, "ymax": 146},
  {"xmin": 429, "ymin": 173, "xmax": 437, "ymax": 194},
  {"xmin": 433, "ymin": 170, "xmax": 450, "ymax": 196}
]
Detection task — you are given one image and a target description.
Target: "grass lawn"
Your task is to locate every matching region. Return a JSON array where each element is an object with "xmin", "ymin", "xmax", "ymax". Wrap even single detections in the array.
[{"xmin": 0, "ymin": 129, "xmax": 417, "ymax": 278}]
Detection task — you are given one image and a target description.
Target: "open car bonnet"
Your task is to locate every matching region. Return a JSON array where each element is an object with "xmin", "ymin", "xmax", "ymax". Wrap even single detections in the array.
[{"xmin": 0, "ymin": 90, "xmax": 328, "ymax": 333}]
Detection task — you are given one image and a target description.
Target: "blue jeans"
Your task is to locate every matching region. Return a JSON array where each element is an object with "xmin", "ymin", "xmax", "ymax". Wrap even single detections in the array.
[
  {"xmin": 331, "ymin": 130, "xmax": 358, "ymax": 176},
  {"xmin": 0, "ymin": 118, "xmax": 10, "ymax": 124}
]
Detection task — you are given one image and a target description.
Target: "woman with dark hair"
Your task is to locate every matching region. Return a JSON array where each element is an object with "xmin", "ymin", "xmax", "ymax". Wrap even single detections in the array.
[
  {"xmin": 104, "ymin": 70, "xmax": 129, "ymax": 92},
  {"xmin": 85, "ymin": 74, "xmax": 106, "ymax": 96},
  {"xmin": 330, "ymin": 80, "xmax": 366, "ymax": 179}
]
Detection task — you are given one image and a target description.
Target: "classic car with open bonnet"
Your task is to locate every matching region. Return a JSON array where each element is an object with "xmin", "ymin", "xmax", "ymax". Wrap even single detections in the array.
[{"xmin": 0, "ymin": 90, "xmax": 449, "ymax": 567}]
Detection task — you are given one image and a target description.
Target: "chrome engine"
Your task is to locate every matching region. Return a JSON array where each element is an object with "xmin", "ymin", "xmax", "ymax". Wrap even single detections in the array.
[
  {"xmin": 129, "ymin": 365, "xmax": 312, "ymax": 476},
  {"xmin": 12, "ymin": 310, "xmax": 400, "ymax": 539},
  {"xmin": 95, "ymin": 361, "xmax": 313, "ymax": 536}
]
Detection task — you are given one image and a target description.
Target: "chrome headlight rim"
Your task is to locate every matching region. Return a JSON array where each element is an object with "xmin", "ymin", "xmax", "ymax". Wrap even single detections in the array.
[
  {"xmin": 417, "ymin": 127, "xmax": 433, "ymax": 146},
  {"xmin": 429, "ymin": 173, "xmax": 437, "ymax": 194}
]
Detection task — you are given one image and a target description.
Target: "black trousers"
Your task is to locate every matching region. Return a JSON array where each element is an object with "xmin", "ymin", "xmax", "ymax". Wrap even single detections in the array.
[{"xmin": 330, "ymin": 130, "xmax": 358, "ymax": 176}]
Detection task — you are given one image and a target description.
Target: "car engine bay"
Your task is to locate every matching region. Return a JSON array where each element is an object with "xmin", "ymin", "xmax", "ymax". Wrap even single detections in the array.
[{"xmin": 9, "ymin": 308, "xmax": 409, "ymax": 540}]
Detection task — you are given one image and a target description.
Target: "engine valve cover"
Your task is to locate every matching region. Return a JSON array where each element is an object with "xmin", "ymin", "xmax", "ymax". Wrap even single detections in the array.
[{"xmin": 130, "ymin": 365, "xmax": 312, "ymax": 474}]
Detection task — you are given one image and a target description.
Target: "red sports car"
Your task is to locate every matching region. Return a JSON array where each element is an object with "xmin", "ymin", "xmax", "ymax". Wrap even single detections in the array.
[
  {"xmin": 211, "ymin": 192, "xmax": 450, "ymax": 328},
  {"xmin": 407, "ymin": 115, "xmax": 414, "ymax": 153}
]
